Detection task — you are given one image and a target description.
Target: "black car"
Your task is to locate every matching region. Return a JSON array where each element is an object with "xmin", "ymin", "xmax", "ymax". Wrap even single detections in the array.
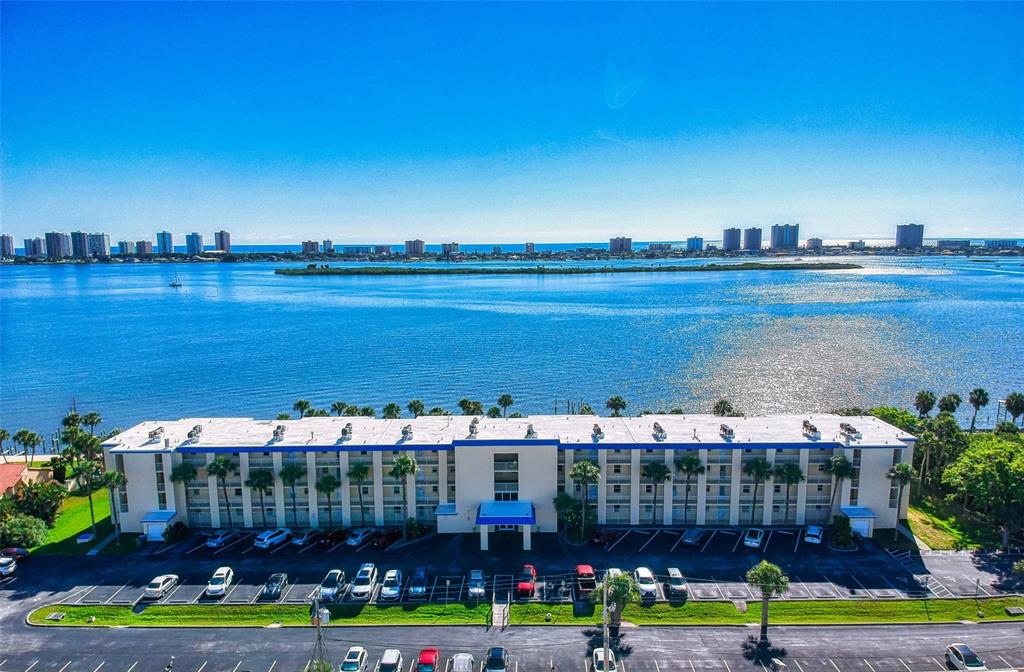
[
  {"xmin": 261, "ymin": 573, "xmax": 289, "ymax": 600},
  {"xmin": 409, "ymin": 566, "xmax": 429, "ymax": 598},
  {"xmin": 484, "ymin": 647, "xmax": 509, "ymax": 672},
  {"xmin": 1, "ymin": 547, "xmax": 29, "ymax": 561}
]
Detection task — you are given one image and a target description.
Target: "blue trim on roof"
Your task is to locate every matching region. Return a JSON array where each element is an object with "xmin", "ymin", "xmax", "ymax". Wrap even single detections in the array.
[{"xmin": 476, "ymin": 501, "xmax": 536, "ymax": 526}]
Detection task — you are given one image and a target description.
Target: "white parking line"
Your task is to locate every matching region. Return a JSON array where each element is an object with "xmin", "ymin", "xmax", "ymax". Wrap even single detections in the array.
[
  {"xmin": 829, "ymin": 659, "xmax": 841, "ymax": 672},
  {"xmin": 230, "ymin": 662, "xmax": 242, "ymax": 672},
  {"xmin": 701, "ymin": 530, "xmax": 717, "ymax": 552},
  {"xmin": 606, "ymin": 531, "xmax": 630, "ymax": 552},
  {"xmin": 898, "ymin": 659, "xmax": 913, "ymax": 672},
  {"xmin": 57, "ymin": 662, "xmax": 71, "ymax": 672},
  {"xmin": 638, "ymin": 530, "xmax": 661, "ymax": 552},
  {"xmin": 213, "ymin": 534, "xmax": 251, "ymax": 555},
  {"xmin": 996, "ymin": 656, "xmax": 1012, "ymax": 670},
  {"xmin": 196, "ymin": 662, "xmax": 208, "ymax": 672},
  {"xmin": 160, "ymin": 583, "xmax": 185, "ymax": 604},
  {"xmin": 688, "ymin": 660, "xmax": 696, "ymax": 672},
  {"xmin": 103, "ymin": 584, "xmax": 128, "ymax": 605},
  {"xmin": 670, "ymin": 531, "xmax": 687, "ymax": 552},
  {"xmin": 962, "ymin": 575, "xmax": 992, "ymax": 596},
  {"xmin": 722, "ymin": 660, "xmax": 732, "ymax": 672},
  {"xmin": 823, "ymin": 575, "xmax": 848, "ymax": 599},
  {"xmin": 930, "ymin": 658, "xmax": 946, "ymax": 670},
  {"xmin": 222, "ymin": 580, "xmax": 242, "ymax": 602},
  {"xmin": 126, "ymin": 662, "xmax": 138, "ymax": 672},
  {"xmin": 791, "ymin": 660, "xmax": 804, "ymax": 672},
  {"xmin": 24, "ymin": 661, "xmax": 38, "ymax": 672},
  {"xmin": 92, "ymin": 662, "xmax": 105, "ymax": 672},
  {"xmin": 863, "ymin": 660, "xmax": 876, "ymax": 672},
  {"xmin": 74, "ymin": 585, "xmax": 98, "ymax": 603},
  {"xmin": 267, "ymin": 662, "xmax": 277, "ymax": 672}
]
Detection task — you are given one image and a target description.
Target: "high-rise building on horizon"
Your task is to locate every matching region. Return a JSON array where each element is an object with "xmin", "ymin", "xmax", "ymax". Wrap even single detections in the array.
[
  {"xmin": 722, "ymin": 228, "xmax": 741, "ymax": 252},
  {"xmin": 118, "ymin": 240, "xmax": 135, "ymax": 255},
  {"xmin": 743, "ymin": 227, "xmax": 762, "ymax": 251},
  {"xmin": 524, "ymin": 242, "xmax": 536, "ymax": 254},
  {"xmin": 770, "ymin": 224, "xmax": 800, "ymax": 250},
  {"xmin": 374, "ymin": 245, "xmax": 392, "ymax": 255},
  {"xmin": 895, "ymin": 223, "xmax": 924, "ymax": 249},
  {"xmin": 88, "ymin": 233, "xmax": 111, "ymax": 257},
  {"xmin": 301, "ymin": 240, "xmax": 320, "ymax": 254},
  {"xmin": 806, "ymin": 237, "xmax": 823, "ymax": 250},
  {"xmin": 185, "ymin": 232, "xmax": 204, "ymax": 255},
  {"xmin": 23, "ymin": 237, "xmax": 46, "ymax": 257},
  {"xmin": 322, "ymin": 239, "xmax": 334, "ymax": 254},
  {"xmin": 609, "ymin": 236, "xmax": 632, "ymax": 253},
  {"xmin": 70, "ymin": 231, "xmax": 90, "ymax": 259},
  {"xmin": 136, "ymin": 240, "xmax": 154, "ymax": 255},
  {"xmin": 0, "ymin": 234, "xmax": 15, "ymax": 258},
  {"xmin": 45, "ymin": 232, "xmax": 72, "ymax": 259},
  {"xmin": 157, "ymin": 231, "xmax": 174, "ymax": 255},
  {"xmin": 214, "ymin": 230, "xmax": 231, "ymax": 252},
  {"xmin": 405, "ymin": 239, "xmax": 425, "ymax": 256},
  {"xmin": 441, "ymin": 242, "xmax": 460, "ymax": 256},
  {"xmin": 686, "ymin": 236, "xmax": 704, "ymax": 252}
]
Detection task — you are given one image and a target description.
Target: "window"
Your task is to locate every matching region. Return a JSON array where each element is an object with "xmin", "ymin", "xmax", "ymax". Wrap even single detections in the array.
[
  {"xmin": 774, "ymin": 485, "xmax": 781, "ymax": 493},
  {"xmin": 817, "ymin": 485, "xmax": 824, "ymax": 492},
  {"xmin": 613, "ymin": 465, "xmax": 622, "ymax": 474},
  {"xmin": 393, "ymin": 486, "xmax": 401, "ymax": 495},
  {"xmin": 645, "ymin": 485, "xmax": 652, "ymax": 493},
  {"xmin": 613, "ymin": 485, "xmax": 621, "ymax": 494},
  {"xmin": 742, "ymin": 486, "xmax": 750, "ymax": 494},
  {"xmin": 718, "ymin": 485, "xmax": 727, "ymax": 497}
]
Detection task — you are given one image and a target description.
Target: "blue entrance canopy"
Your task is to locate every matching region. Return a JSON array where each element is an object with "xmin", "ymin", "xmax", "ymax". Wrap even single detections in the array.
[{"xmin": 476, "ymin": 500, "xmax": 535, "ymax": 526}]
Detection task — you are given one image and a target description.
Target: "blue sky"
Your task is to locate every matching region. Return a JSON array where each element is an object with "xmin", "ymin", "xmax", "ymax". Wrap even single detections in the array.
[{"xmin": 2, "ymin": 2, "xmax": 1022, "ymax": 244}]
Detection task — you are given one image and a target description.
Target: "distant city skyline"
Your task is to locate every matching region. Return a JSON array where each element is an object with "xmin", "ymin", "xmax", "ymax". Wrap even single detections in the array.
[{"xmin": 2, "ymin": 2, "xmax": 1022, "ymax": 243}]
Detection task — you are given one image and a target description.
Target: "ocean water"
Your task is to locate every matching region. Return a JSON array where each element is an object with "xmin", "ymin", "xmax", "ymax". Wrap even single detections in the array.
[{"xmin": 1, "ymin": 256, "xmax": 1022, "ymax": 435}]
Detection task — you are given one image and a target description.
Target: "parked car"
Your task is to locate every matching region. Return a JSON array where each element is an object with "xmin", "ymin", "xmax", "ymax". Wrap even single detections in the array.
[
  {"xmin": 681, "ymin": 528, "xmax": 707, "ymax": 546},
  {"xmin": 291, "ymin": 530, "xmax": 321, "ymax": 547},
  {"xmin": 346, "ymin": 527, "xmax": 375, "ymax": 547},
  {"xmin": 323, "ymin": 528, "xmax": 352, "ymax": 545},
  {"xmin": 666, "ymin": 568, "xmax": 688, "ymax": 598},
  {"xmin": 803, "ymin": 525, "xmax": 824, "ymax": 545},
  {"xmin": 417, "ymin": 648, "xmax": 441, "ymax": 672},
  {"xmin": 373, "ymin": 529, "xmax": 402, "ymax": 549},
  {"xmin": 517, "ymin": 564, "xmax": 537, "ymax": 597},
  {"xmin": 380, "ymin": 569, "xmax": 403, "ymax": 600},
  {"xmin": 945, "ymin": 644, "xmax": 986, "ymax": 671},
  {"xmin": 452, "ymin": 653, "xmax": 475, "ymax": 672},
  {"xmin": 409, "ymin": 566, "xmax": 429, "ymax": 598},
  {"xmin": 204, "ymin": 529, "xmax": 239, "ymax": 549},
  {"xmin": 319, "ymin": 569, "xmax": 346, "ymax": 602},
  {"xmin": 575, "ymin": 565, "xmax": 597, "ymax": 598},
  {"xmin": 341, "ymin": 646, "xmax": 368, "ymax": 672},
  {"xmin": 468, "ymin": 569, "xmax": 486, "ymax": 599},
  {"xmin": 743, "ymin": 528, "xmax": 765, "ymax": 549},
  {"xmin": 0, "ymin": 556, "xmax": 16, "ymax": 577},
  {"xmin": 592, "ymin": 649, "xmax": 618, "ymax": 672},
  {"xmin": 378, "ymin": 649, "xmax": 403, "ymax": 672},
  {"xmin": 351, "ymin": 562, "xmax": 378, "ymax": 600},
  {"xmin": 634, "ymin": 567, "xmax": 658, "ymax": 598},
  {"xmin": 143, "ymin": 574, "xmax": 179, "ymax": 599},
  {"xmin": 254, "ymin": 528, "xmax": 291, "ymax": 549},
  {"xmin": 205, "ymin": 566, "xmax": 234, "ymax": 596},
  {"xmin": 484, "ymin": 647, "xmax": 509, "ymax": 672},
  {"xmin": 1, "ymin": 547, "xmax": 30, "ymax": 561},
  {"xmin": 261, "ymin": 573, "xmax": 288, "ymax": 600}
]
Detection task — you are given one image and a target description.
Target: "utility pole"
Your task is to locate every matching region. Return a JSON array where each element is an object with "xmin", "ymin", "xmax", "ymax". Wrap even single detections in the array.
[
  {"xmin": 602, "ymin": 577, "xmax": 610, "ymax": 670},
  {"xmin": 309, "ymin": 594, "xmax": 332, "ymax": 671}
]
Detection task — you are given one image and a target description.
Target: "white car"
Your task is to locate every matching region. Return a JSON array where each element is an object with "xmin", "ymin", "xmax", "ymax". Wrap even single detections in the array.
[
  {"xmin": 452, "ymin": 654, "xmax": 476, "ymax": 672},
  {"xmin": 743, "ymin": 528, "xmax": 765, "ymax": 549},
  {"xmin": 204, "ymin": 529, "xmax": 238, "ymax": 549},
  {"xmin": 592, "ymin": 649, "xmax": 617, "ymax": 672},
  {"xmin": 143, "ymin": 574, "xmax": 179, "ymax": 599},
  {"xmin": 254, "ymin": 528, "xmax": 291, "ymax": 549},
  {"xmin": 468, "ymin": 569, "xmax": 486, "ymax": 598},
  {"xmin": 205, "ymin": 566, "xmax": 234, "ymax": 596},
  {"xmin": 803, "ymin": 525, "xmax": 824, "ymax": 544},
  {"xmin": 340, "ymin": 646, "xmax": 368, "ymax": 672},
  {"xmin": 378, "ymin": 649, "xmax": 403, "ymax": 672},
  {"xmin": 0, "ymin": 556, "xmax": 16, "ymax": 577},
  {"xmin": 633, "ymin": 567, "xmax": 658, "ymax": 598},
  {"xmin": 945, "ymin": 644, "xmax": 986, "ymax": 671},
  {"xmin": 319, "ymin": 569, "xmax": 345, "ymax": 602},
  {"xmin": 380, "ymin": 569, "xmax": 403, "ymax": 600},
  {"xmin": 666, "ymin": 568, "xmax": 688, "ymax": 598},
  {"xmin": 346, "ymin": 527, "xmax": 375, "ymax": 547},
  {"xmin": 350, "ymin": 562, "xmax": 378, "ymax": 600}
]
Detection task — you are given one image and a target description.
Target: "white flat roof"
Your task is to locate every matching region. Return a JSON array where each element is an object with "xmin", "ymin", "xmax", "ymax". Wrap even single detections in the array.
[{"xmin": 103, "ymin": 413, "xmax": 915, "ymax": 453}]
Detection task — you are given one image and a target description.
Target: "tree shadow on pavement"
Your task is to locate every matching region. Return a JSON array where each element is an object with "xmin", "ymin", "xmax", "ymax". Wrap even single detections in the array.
[{"xmin": 741, "ymin": 636, "xmax": 787, "ymax": 666}]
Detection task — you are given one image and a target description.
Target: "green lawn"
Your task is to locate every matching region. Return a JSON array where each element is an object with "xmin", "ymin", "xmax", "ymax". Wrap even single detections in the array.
[
  {"xmin": 28, "ymin": 596, "xmax": 1024, "ymax": 628},
  {"xmin": 908, "ymin": 496, "xmax": 1004, "ymax": 550},
  {"xmin": 30, "ymin": 490, "xmax": 118, "ymax": 555}
]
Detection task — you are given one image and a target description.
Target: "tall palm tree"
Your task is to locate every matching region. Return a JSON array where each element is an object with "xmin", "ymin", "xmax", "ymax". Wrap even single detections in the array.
[
  {"xmin": 823, "ymin": 455, "xmax": 855, "ymax": 517},
  {"xmin": 278, "ymin": 461, "xmax": 307, "ymax": 527},
  {"xmin": 390, "ymin": 454, "xmax": 418, "ymax": 539},
  {"xmin": 570, "ymin": 459, "xmax": 601, "ymax": 539},
  {"xmin": 605, "ymin": 396, "xmax": 627, "ymax": 417},
  {"xmin": 641, "ymin": 462, "xmax": 671, "ymax": 525},
  {"xmin": 406, "ymin": 399, "xmax": 425, "ymax": 418},
  {"xmin": 914, "ymin": 390, "xmax": 936, "ymax": 418},
  {"xmin": 83, "ymin": 411, "xmax": 103, "ymax": 435},
  {"xmin": 497, "ymin": 394, "xmax": 515, "ymax": 418},
  {"xmin": 77, "ymin": 456, "xmax": 102, "ymax": 541},
  {"xmin": 244, "ymin": 468, "xmax": 274, "ymax": 528},
  {"xmin": 100, "ymin": 470, "xmax": 127, "ymax": 544},
  {"xmin": 330, "ymin": 401, "xmax": 349, "ymax": 417},
  {"xmin": 0, "ymin": 428, "xmax": 9, "ymax": 464},
  {"xmin": 968, "ymin": 388, "xmax": 989, "ymax": 432},
  {"xmin": 62, "ymin": 411, "xmax": 82, "ymax": 431},
  {"xmin": 773, "ymin": 463, "xmax": 805, "ymax": 525},
  {"xmin": 674, "ymin": 454, "xmax": 705, "ymax": 525},
  {"xmin": 457, "ymin": 398, "xmax": 473, "ymax": 415},
  {"xmin": 206, "ymin": 455, "xmax": 238, "ymax": 528},
  {"xmin": 887, "ymin": 463, "xmax": 914, "ymax": 540},
  {"xmin": 1006, "ymin": 392, "xmax": 1024, "ymax": 426},
  {"xmin": 743, "ymin": 457, "xmax": 773, "ymax": 525},
  {"xmin": 315, "ymin": 474, "xmax": 342, "ymax": 530},
  {"xmin": 382, "ymin": 403, "xmax": 402, "ymax": 419},
  {"xmin": 746, "ymin": 560, "xmax": 789, "ymax": 643},
  {"xmin": 938, "ymin": 393, "xmax": 962, "ymax": 415},
  {"xmin": 293, "ymin": 399, "xmax": 312, "ymax": 419},
  {"xmin": 347, "ymin": 461, "xmax": 370, "ymax": 527},
  {"xmin": 169, "ymin": 461, "xmax": 199, "ymax": 522},
  {"xmin": 14, "ymin": 429, "xmax": 43, "ymax": 463}
]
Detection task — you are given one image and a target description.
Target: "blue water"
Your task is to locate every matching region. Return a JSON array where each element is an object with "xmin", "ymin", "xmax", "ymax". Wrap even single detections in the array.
[{"xmin": 1, "ymin": 257, "xmax": 1022, "ymax": 435}]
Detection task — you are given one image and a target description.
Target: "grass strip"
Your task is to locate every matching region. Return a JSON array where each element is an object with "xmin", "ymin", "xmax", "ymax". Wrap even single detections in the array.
[
  {"xmin": 275, "ymin": 262, "xmax": 861, "ymax": 277},
  {"xmin": 30, "ymin": 490, "xmax": 117, "ymax": 556},
  {"xmin": 28, "ymin": 596, "xmax": 1024, "ymax": 628}
]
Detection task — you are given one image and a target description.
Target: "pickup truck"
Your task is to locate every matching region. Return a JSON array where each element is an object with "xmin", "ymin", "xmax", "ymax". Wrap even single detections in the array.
[{"xmin": 575, "ymin": 564, "xmax": 597, "ymax": 598}]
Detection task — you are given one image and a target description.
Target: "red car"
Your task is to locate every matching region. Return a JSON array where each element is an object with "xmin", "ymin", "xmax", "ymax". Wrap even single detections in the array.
[
  {"xmin": 373, "ymin": 529, "xmax": 402, "ymax": 549},
  {"xmin": 417, "ymin": 648, "xmax": 440, "ymax": 672},
  {"xmin": 517, "ymin": 564, "xmax": 537, "ymax": 597}
]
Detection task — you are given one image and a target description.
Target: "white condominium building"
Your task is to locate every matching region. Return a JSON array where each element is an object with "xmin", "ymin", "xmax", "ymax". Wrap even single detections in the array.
[{"xmin": 103, "ymin": 414, "xmax": 914, "ymax": 549}]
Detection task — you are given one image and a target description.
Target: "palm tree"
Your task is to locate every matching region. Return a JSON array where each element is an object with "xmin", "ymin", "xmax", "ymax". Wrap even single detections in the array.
[
  {"xmin": 457, "ymin": 398, "xmax": 473, "ymax": 415},
  {"xmin": 62, "ymin": 411, "xmax": 82, "ymax": 431},
  {"xmin": 293, "ymin": 399, "xmax": 312, "ymax": 419},
  {"xmin": 605, "ymin": 396, "xmax": 627, "ymax": 417},
  {"xmin": 641, "ymin": 462, "xmax": 671, "ymax": 525},
  {"xmin": 913, "ymin": 390, "xmax": 936, "ymax": 418},
  {"xmin": 0, "ymin": 428, "xmax": 9, "ymax": 464},
  {"xmin": 206, "ymin": 456, "xmax": 239, "ymax": 528},
  {"xmin": 938, "ymin": 393, "xmax": 962, "ymax": 415},
  {"xmin": 1006, "ymin": 392, "xmax": 1024, "ymax": 426},
  {"xmin": 359, "ymin": 406, "xmax": 376, "ymax": 417},
  {"xmin": 712, "ymin": 399, "xmax": 738, "ymax": 416},
  {"xmin": 497, "ymin": 394, "xmax": 515, "ymax": 418},
  {"xmin": 14, "ymin": 429, "xmax": 43, "ymax": 463},
  {"xmin": 773, "ymin": 463, "xmax": 805, "ymax": 525},
  {"xmin": 570, "ymin": 459, "xmax": 601, "ymax": 540},
  {"xmin": 674, "ymin": 454, "xmax": 705, "ymax": 525},
  {"xmin": 743, "ymin": 457, "xmax": 773, "ymax": 525},
  {"xmin": 244, "ymin": 468, "xmax": 274, "ymax": 528},
  {"xmin": 382, "ymin": 403, "xmax": 402, "ymax": 419},
  {"xmin": 330, "ymin": 401, "xmax": 349, "ymax": 417},
  {"xmin": 83, "ymin": 411, "xmax": 103, "ymax": 435},
  {"xmin": 170, "ymin": 462, "xmax": 199, "ymax": 520},
  {"xmin": 968, "ymin": 388, "xmax": 989, "ymax": 432},
  {"xmin": 823, "ymin": 455, "xmax": 855, "ymax": 517},
  {"xmin": 347, "ymin": 461, "xmax": 370, "ymax": 527},
  {"xmin": 746, "ymin": 560, "xmax": 790, "ymax": 643},
  {"xmin": 76, "ymin": 453, "xmax": 103, "ymax": 541},
  {"xmin": 390, "ymin": 454, "xmax": 418, "ymax": 539},
  {"xmin": 592, "ymin": 571, "xmax": 639, "ymax": 629},
  {"xmin": 887, "ymin": 463, "xmax": 915, "ymax": 540},
  {"xmin": 486, "ymin": 407, "xmax": 502, "ymax": 418},
  {"xmin": 406, "ymin": 399, "xmax": 425, "ymax": 418},
  {"xmin": 278, "ymin": 461, "xmax": 307, "ymax": 527},
  {"xmin": 315, "ymin": 474, "xmax": 342, "ymax": 530},
  {"xmin": 100, "ymin": 470, "xmax": 127, "ymax": 544}
]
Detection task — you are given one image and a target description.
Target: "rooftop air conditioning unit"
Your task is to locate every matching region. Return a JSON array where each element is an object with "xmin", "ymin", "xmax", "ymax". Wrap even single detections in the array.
[
  {"xmin": 720, "ymin": 424, "xmax": 735, "ymax": 439},
  {"xmin": 272, "ymin": 424, "xmax": 287, "ymax": 441},
  {"xmin": 341, "ymin": 423, "xmax": 353, "ymax": 440},
  {"xmin": 164, "ymin": 438, "xmax": 171, "ymax": 449},
  {"xmin": 526, "ymin": 423, "xmax": 537, "ymax": 439},
  {"xmin": 802, "ymin": 420, "xmax": 819, "ymax": 438},
  {"xmin": 148, "ymin": 426, "xmax": 165, "ymax": 440},
  {"xmin": 188, "ymin": 429, "xmax": 200, "ymax": 443},
  {"xmin": 652, "ymin": 422, "xmax": 667, "ymax": 441},
  {"xmin": 839, "ymin": 422, "xmax": 860, "ymax": 438},
  {"xmin": 192, "ymin": 424, "xmax": 203, "ymax": 435},
  {"xmin": 592, "ymin": 424, "xmax": 604, "ymax": 440},
  {"xmin": 468, "ymin": 418, "xmax": 478, "ymax": 437},
  {"xmin": 402, "ymin": 425, "xmax": 413, "ymax": 440}
]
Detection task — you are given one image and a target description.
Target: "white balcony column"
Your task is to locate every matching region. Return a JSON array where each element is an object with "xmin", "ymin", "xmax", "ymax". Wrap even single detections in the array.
[
  {"xmin": 696, "ymin": 449, "xmax": 709, "ymax": 526},
  {"xmin": 437, "ymin": 450, "xmax": 448, "ymax": 505},
  {"xmin": 339, "ymin": 451, "xmax": 352, "ymax": 527},
  {"xmin": 763, "ymin": 448, "xmax": 776, "ymax": 527},
  {"xmin": 629, "ymin": 450, "xmax": 641, "ymax": 526},
  {"xmin": 597, "ymin": 450, "xmax": 608, "ymax": 525},
  {"xmin": 522, "ymin": 524, "xmax": 532, "ymax": 551},
  {"xmin": 372, "ymin": 451, "xmax": 385, "ymax": 525},
  {"xmin": 306, "ymin": 452, "xmax": 318, "ymax": 529},
  {"xmin": 729, "ymin": 450, "xmax": 742, "ymax": 525},
  {"xmin": 272, "ymin": 452, "xmax": 286, "ymax": 527},
  {"xmin": 663, "ymin": 448, "xmax": 675, "ymax": 526},
  {"xmin": 479, "ymin": 524, "xmax": 489, "ymax": 551},
  {"xmin": 207, "ymin": 453, "xmax": 221, "ymax": 529},
  {"xmin": 563, "ymin": 448, "xmax": 574, "ymax": 494},
  {"xmin": 796, "ymin": 449, "xmax": 810, "ymax": 525},
  {"xmin": 406, "ymin": 451, "xmax": 417, "ymax": 524},
  {"xmin": 239, "ymin": 453, "xmax": 253, "ymax": 528},
  {"xmin": 841, "ymin": 447, "xmax": 856, "ymax": 509}
]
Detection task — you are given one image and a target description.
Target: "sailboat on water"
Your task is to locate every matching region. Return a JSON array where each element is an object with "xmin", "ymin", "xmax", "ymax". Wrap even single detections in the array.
[{"xmin": 169, "ymin": 273, "xmax": 183, "ymax": 288}]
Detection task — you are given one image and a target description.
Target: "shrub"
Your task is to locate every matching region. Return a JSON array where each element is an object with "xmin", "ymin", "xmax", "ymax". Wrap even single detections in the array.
[
  {"xmin": 994, "ymin": 421, "xmax": 1019, "ymax": 438},
  {"xmin": 831, "ymin": 514, "xmax": 855, "ymax": 548},
  {"xmin": 404, "ymin": 518, "xmax": 424, "ymax": 539},
  {"xmin": 0, "ymin": 513, "xmax": 49, "ymax": 547},
  {"xmin": 161, "ymin": 521, "xmax": 190, "ymax": 543},
  {"xmin": 14, "ymin": 481, "xmax": 68, "ymax": 526},
  {"xmin": 1013, "ymin": 559, "xmax": 1024, "ymax": 576}
]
